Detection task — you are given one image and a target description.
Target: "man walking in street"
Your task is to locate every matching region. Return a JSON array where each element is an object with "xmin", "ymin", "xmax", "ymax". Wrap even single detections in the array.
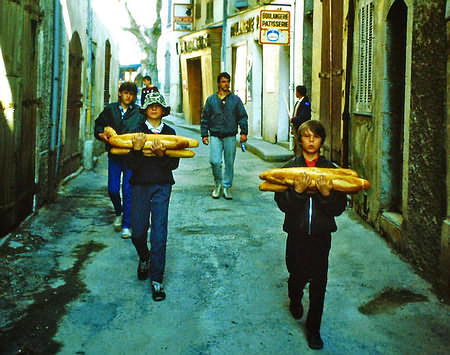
[
  {"xmin": 290, "ymin": 85, "xmax": 311, "ymax": 155},
  {"xmin": 94, "ymin": 82, "xmax": 144, "ymax": 239},
  {"xmin": 200, "ymin": 72, "xmax": 248, "ymax": 200}
]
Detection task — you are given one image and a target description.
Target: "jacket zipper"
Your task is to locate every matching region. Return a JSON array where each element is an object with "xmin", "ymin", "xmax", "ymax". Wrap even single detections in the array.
[{"xmin": 308, "ymin": 196, "xmax": 313, "ymax": 235}]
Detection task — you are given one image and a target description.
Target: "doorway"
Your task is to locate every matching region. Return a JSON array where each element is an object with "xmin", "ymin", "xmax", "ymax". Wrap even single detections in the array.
[
  {"xmin": 382, "ymin": 0, "xmax": 407, "ymax": 213},
  {"xmin": 187, "ymin": 58, "xmax": 202, "ymax": 124},
  {"xmin": 62, "ymin": 32, "xmax": 83, "ymax": 178}
]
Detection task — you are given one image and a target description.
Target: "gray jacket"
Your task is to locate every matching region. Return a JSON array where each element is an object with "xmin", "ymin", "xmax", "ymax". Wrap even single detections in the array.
[{"xmin": 200, "ymin": 93, "xmax": 248, "ymax": 138}]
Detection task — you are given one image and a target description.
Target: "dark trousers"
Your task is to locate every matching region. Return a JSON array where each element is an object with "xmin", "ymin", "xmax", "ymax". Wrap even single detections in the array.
[
  {"xmin": 108, "ymin": 154, "xmax": 132, "ymax": 228},
  {"xmin": 286, "ymin": 232, "xmax": 331, "ymax": 333},
  {"xmin": 131, "ymin": 183, "xmax": 172, "ymax": 283}
]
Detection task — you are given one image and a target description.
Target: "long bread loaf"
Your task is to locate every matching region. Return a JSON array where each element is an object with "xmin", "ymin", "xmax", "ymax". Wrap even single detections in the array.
[
  {"xmin": 109, "ymin": 147, "xmax": 195, "ymax": 158},
  {"xmin": 104, "ymin": 127, "xmax": 199, "ymax": 149},
  {"xmin": 259, "ymin": 167, "xmax": 370, "ymax": 193}
]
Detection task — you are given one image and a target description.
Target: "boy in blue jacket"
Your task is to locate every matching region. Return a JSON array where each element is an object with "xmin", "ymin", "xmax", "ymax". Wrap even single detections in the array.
[
  {"xmin": 275, "ymin": 120, "xmax": 346, "ymax": 350},
  {"xmin": 128, "ymin": 91, "xmax": 179, "ymax": 301}
]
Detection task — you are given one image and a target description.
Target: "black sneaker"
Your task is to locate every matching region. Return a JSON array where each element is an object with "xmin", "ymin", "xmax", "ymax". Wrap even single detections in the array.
[
  {"xmin": 307, "ymin": 330, "xmax": 324, "ymax": 350},
  {"xmin": 151, "ymin": 281, "xmax": 166, "ymax": 301},
  {"xmin": 137, "ymin": 259, "xmax": 150, "ymax": 280},
  {"xmin": 289, "ymin": 299, "xmax": 304, "ymax": 320}
]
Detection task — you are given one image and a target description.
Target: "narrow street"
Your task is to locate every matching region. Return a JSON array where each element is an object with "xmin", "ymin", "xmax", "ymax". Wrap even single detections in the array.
[{"xmin": 0, "ymin": 124, "xmax": 449, "ymax": 355}]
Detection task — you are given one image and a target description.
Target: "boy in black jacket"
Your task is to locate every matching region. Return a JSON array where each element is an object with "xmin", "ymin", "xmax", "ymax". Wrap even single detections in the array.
[
  {"xmin": 94, "ymin": 82, "xmax": 144, "ymax": 239},
  {"xmin": 128, "ymin": 91, "xmax": 179, "ymax": 301},
  {"xmin": 275, "ymin": 120, "xmax": 346, "ymax": 350}
]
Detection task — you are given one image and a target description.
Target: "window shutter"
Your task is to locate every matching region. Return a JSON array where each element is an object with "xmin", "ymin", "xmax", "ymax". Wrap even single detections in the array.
[{"xmin": 356, "ymin": 1, "xmax": 374, "ymax": 113}]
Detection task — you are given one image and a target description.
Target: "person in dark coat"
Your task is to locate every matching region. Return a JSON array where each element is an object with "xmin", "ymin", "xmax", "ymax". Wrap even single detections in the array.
[
  {"xmin": 140, "ymin": 75, "xmax": 157, "ymax": 107},
  {"xmin": 94, "ymin": 81, "xmax": 144, "ymax": 238},
  {"xmin": 290, "ymin": 85, "xmax": 311, "ymax": 156},
  {"xmin": 200, "ymin": 72, "xmax": 248, "ymax": 200},
  {"xmin": 274, "ymin": 120, "xmax": 346, "ymax": 350},
  {"xmin": 128, "ymin": 91, "xmax": 179, "ymax": 302}
]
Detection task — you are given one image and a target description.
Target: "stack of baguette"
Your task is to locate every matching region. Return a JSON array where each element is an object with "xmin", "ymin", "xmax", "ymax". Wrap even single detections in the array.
[
  {"xmin": 100, "ymin": 127, "xmax": 199, "ymax": 158},
  {"xmin": 259, "ymin": 167, "xmax": 370, "ymax": 194}
]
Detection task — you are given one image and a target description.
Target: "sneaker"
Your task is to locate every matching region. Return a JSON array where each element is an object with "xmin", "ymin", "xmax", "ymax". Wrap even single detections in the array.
[
  {"xmin": 211, "ymin": 183, "xmax": 222, "ymax": 199},
  {"xmin": 151, "ymin": 281, "xmax": 166, "ymax": 301},
  {"xmin": 121, "ymin": 227, "xmax": 132, "ymax": 239},
  {"xmin": 113, "ymin": 215, "xmax": 122, "ymax": 232},
  {"xmin": 137, "ymin": 259, "xmax": 150, "ymax": 280},
  {"xmin": 223, "ymin": 187, "xmax": 232, "ymax": 200},
  {"xmin": 306, "ymin": 330, "xmax": 324, "ymax": 350}
]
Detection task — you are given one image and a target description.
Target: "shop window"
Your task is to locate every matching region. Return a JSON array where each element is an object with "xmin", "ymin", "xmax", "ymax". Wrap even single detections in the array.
[{"xmin": 356, "ymin": 0, "xmax": 374, "ymax": 114}]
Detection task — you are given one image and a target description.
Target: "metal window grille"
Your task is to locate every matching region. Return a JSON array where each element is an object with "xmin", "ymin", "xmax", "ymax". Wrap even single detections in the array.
[{"xmin": 356, "ymin": 1, "xmax": 374, "ymax": 113}]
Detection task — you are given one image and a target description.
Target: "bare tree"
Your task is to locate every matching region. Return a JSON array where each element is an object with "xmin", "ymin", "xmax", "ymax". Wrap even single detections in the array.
[{"xmin": 122, "ymin": 0, "xmax": 162, "ymax": 86}]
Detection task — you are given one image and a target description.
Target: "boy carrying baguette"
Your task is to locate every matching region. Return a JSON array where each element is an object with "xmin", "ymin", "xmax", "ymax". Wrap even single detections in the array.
[
  {"xmin": 274, "ymin": 120, "xmax": 347, "ymax": 350},
  {"xmin": 128, "ymin": 91, "xmax": 179, "ymax": 301}
]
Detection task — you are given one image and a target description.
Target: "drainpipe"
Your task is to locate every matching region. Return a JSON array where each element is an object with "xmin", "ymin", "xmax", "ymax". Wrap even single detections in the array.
[
  {"xmin": 56, "ymin": 24, "xmax": 66, "ymax": 178},
  {"xmin": 288, "ymin": 0, "xmax": 296, "ymax": 149},
  {"xmin": 50, "ymin": 0, "xmax": 61, "ymax": 153},
  {"xmin": 342, "ymin": 0, "xmax": 354, "ymax": 168},
  {"xmin": 84, "ymin": 0, "xmax": 95, "ymax": 170},
  {"xmin": 221, "ymin": 0, "xmax": 228, "ymax": 71}
]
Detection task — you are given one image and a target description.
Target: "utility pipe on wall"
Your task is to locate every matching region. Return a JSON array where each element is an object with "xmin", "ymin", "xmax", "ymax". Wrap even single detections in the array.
[
  {"xmin": 50, "ymin": 0, "xmax": 61, "ymax": 152},
  {"xmin": 221, "ymin": 0, "xmax": 228, "ymax": 71}
]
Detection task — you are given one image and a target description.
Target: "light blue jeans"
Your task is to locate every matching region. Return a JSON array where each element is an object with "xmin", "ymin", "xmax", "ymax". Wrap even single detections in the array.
[{"xmin": 210, "ymin": 135, "xmax": 237, "ymax": 188}]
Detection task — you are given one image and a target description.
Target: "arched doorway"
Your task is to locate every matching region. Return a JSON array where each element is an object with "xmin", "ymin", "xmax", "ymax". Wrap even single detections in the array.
[
  {"xmin": 381, "ymin": 0, "xmax": 407, "ymax": 212},
  {"xmin": 104, "ymin": 40, "xmax": 111, "ymax": 105},
  {"xmin": 62, "ymin": 32, "xmax": 83, "ymax": 178}
]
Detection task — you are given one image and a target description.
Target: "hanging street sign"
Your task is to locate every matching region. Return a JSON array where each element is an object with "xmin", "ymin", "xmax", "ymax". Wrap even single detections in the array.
[
  {"xmin": 259, "ymin": 10, "xmax": 290, "ymax": 45},
  {"xmin": 173, "ymin": 3, "xmax": 193, "ymax": 31}
]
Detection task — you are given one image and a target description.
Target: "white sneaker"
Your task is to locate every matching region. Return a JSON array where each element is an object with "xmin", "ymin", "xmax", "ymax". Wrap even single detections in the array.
[
  {"xmin": 223, "ymin": 187, "xmax": 232, "ymax": 200},
  {"xmin": 211, "ymin": 183, "xmax": 222, "ymax": 199},
  {"xmin": 113, "ymin": 215, "xmax": 122, "ymax": 232},
  {"xmin": 121, "ymin": 227, "xmax": 132, "ymax": 239}
]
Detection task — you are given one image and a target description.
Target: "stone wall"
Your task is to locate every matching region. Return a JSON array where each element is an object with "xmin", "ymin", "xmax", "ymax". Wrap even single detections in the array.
[{"xmin": 405, "ymin": 0, "xmax": 446, "ymax": 281}]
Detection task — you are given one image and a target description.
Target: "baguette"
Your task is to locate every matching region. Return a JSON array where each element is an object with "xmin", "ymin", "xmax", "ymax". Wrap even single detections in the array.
[
  {"xmin": 104, "ymin": 127, "xmax": 199, "ymax": 149},
  {"xmin": 259, "ymin": 167, "xmax": 370, "ymax": 193},
  {"xmin": 109, "ymin": 147, "xmax": 195, "ymax": 158}
]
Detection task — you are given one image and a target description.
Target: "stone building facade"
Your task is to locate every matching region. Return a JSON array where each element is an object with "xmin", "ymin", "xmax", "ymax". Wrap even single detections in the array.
[{"xmin": 0, "ymin": 0, "xmax": 120, "ymax": 237}]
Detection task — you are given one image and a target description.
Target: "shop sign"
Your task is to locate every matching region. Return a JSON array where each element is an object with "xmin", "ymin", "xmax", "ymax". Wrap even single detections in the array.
[
  {"xmin": 230, "ymin": 17, "xmax": 256, "ymax": 38},
  {"xmin": 179, "ymin": 34, "xmax": 210, "ymax": 54},
  {"xmin": 259, "ymin": 10, "xmax": 290, "ymax": 45},
  {"xmin": 173, "ymin": 3, "xmax": 193, "ymax": 31}
]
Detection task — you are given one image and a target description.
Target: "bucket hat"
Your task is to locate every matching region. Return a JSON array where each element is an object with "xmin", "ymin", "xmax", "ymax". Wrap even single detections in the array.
[{"xmin": 140, "ymin": 90, "xmax": 171, "ymax": 117}]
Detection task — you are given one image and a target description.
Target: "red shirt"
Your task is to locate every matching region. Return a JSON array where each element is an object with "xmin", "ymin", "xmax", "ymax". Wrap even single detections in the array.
[{"xmin": 305, "ymin": 156, "xmax": 319, "ymax": 167}]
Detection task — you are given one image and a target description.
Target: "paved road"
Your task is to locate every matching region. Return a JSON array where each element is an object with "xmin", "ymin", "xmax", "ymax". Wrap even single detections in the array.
[{"xmin": 1, "ymin": 126, "xmax": 449, "ymax": 354}]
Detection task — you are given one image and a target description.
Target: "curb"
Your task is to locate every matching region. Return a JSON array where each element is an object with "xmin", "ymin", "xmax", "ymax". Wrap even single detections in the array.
[{"xmin": 164, "ymin": 115, "xmax": 292, "ymax": 163}]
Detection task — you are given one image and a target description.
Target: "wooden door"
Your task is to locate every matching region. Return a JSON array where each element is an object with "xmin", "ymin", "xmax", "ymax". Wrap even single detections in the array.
[
  {"xmin": 320, "ymin": 0, "xmax": 344, "ymax": 163},
  {"xmin": 61, "ymin": 32, "xmax": 83, "ymax": 178},
  {"xmin": 0, "ymin": 0, "xmax": 38, "ymax": 236}
]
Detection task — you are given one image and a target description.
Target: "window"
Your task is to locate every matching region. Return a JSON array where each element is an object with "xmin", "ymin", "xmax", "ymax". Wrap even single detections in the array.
[
  {"xmin": 167, "ymin": 0, "xmax": 173, "ymax": 27},
  {"xmin": 356, "ymin": 1, "xmax": 374, "ymax": 113},
  {"xmin": 235, "ymin": 0, "xmax": 248, "ymax": 9},
  {"xmin": 206, "ymin": 0, "xmax": 213, "ymax": 23},
  {"xmin": 195, "ymin": 1, "xmax": 201, "ymax": 19}
]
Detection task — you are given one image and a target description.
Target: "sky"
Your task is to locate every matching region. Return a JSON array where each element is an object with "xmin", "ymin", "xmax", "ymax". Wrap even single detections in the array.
[{"xmin": 92, "ymin": 0, "xmax": 157, "ymax": 65}]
